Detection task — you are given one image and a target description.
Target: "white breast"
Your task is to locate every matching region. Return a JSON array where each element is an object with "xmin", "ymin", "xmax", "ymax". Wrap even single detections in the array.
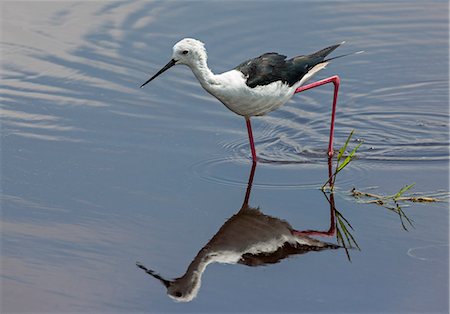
[{"xmin": 205, "ymin": 70, "xmax": 297, "ymax": 117}]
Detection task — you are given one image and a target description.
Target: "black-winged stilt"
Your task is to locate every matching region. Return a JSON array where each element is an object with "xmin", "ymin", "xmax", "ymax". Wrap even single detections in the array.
[{"xmin": 141, "ymin": 38, "xmax": 361, "ymax": 162}]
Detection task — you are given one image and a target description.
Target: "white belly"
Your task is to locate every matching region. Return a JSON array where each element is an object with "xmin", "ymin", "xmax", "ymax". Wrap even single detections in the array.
[{"xmin": 205, "ymin": 70, "xmax": 297, "ymax": 117}]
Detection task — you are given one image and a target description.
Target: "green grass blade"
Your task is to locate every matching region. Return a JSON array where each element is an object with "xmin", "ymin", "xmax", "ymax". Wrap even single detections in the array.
[
  {"xmin": 337, "ymin": 129, "xmax": 355, "ymax": 165},
  {"xmin": 393, "ymin": 183, "xmax": 416, "ymax": 200},
  {"xmin": 336, "ymin": 141, "xmax": 363, "ymax": 173}
]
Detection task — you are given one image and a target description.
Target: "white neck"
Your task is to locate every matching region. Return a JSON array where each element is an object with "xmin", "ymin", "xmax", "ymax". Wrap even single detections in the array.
[{"xmin": 188, "ymin": 59, "xmax": 218, "ymax": 89}]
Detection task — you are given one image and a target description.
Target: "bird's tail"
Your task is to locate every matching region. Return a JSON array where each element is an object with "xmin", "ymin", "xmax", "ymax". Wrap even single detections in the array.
[
  {"xmin": 324, "ymin": 49, "xmax": 364, "ymax": 63},
  {"xmin": 308, "ymin": 41, "xmax": 345, "ymax": 61},
  {"xmin": 305, "ymin": 41, "xmax": 364, "ymax": 63}
]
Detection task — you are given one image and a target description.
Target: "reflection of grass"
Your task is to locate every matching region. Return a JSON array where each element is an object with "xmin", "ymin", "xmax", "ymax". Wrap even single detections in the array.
[
  {"xmin": 335, "ymin": 208, "xmax": 360, "ymax": 261},
  {"xmin": 321, "ymin": 190, "xmax": 360, "ymax": 261},
  {"xmin": 322, "ymin": 129, "xmax": 362, "ymax": 191}
]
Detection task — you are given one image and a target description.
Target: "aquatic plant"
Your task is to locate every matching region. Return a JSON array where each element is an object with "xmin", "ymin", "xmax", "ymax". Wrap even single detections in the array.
[
  {"xmin": 322, "ymin": 129, "xmax": 362, "ymax": 191},
  {"xmin": 351, "ymin": 185, "xmax": 449, "ymax": 230}
]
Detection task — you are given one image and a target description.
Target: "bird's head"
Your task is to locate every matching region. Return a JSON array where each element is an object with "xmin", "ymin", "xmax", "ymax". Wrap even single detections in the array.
[
  {"xmin": 140, "ymin": 38, "xmax": 206, "ymax": 88},
  {"xmin": 172, "ymin": 38, "xmax": 207, "ymax": 66}
]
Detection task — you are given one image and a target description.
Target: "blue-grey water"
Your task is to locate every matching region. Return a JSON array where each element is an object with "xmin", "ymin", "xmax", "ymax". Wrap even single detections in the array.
[{"xmin": 1, "ymin": 1, "xmax": 449, "ymax": 313}]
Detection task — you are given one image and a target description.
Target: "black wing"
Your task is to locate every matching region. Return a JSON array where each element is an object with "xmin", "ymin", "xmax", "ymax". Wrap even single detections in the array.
[
  {"xmin": 235, "ymin": 53, "xmax": 291, "ymax": 88},
  {"xmin": 235, "ymin": 43, "xmax": 342, "ymax": 88}
]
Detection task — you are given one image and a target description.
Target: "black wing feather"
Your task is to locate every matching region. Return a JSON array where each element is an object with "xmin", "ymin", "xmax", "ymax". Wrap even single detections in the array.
[
  {"xmin": 235, "ymin": 43, "xmax": 342, "ymax": 88},
  {"xmin": 235, "ymin": 53, "xmax": 289, "ymax": 88}
]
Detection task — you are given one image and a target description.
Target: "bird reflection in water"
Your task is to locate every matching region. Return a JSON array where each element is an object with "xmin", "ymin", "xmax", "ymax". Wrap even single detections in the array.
[{"xmin": 137, "ymin": 158, "xmax": 355, "ymax": 302}]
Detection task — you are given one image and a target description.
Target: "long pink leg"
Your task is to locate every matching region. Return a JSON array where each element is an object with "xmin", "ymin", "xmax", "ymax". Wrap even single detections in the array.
[
  {"xmin": 294, "ymin": 75, "xmax": 340, "ymax": 157},
  {"xmin": 245, "ymin": 117, "xmax": 257, "ymax": 162}
]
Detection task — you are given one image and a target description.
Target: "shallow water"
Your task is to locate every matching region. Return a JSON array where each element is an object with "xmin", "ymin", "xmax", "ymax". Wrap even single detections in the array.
[{"xmin": 1, "ymin": 1, "xmax": 449, "ymax": 313}]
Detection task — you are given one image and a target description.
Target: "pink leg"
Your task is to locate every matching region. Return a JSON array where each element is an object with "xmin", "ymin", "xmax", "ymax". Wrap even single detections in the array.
[
  {"xmin": 245, "ymin": 117, "xmax": 257, "ymax": 162},
  {"xmin": 294, "ymin": 75, "xmax": 340, "ymax": 157}
]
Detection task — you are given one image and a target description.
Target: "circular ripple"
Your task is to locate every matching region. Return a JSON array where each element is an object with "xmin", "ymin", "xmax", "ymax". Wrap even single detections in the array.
[
  {"xmin": 220, "ymin": 135, "xmax": 326, "ymax": 165},
  {"xmin": 407, "ymin": 244, "xmax": 449, "ymax": 262},
  {"xmin": 337, "ymin": 110, "xmax": 449, "ymax": 162},
  {"xmin": 189, "ymin": 155, "xmax": 369, "ymax": 190}
]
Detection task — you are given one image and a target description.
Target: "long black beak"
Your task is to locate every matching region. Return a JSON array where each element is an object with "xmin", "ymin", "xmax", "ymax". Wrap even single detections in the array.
[
  {"xmin": 136, "ymin": 262, "xmax": 172, "ymax": 288},
  {"xmin": 140, "ymin": 59, "xmax": 176, "ymax": 88}
]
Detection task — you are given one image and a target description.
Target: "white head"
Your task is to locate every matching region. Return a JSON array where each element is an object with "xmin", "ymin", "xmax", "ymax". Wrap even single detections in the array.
[
  {"xmin": 171, "ymin": 38, "xmax": 207, "ymax": 66},
  {"xmin": 140, "ymin": 38, "xmax": 207, "ymax": 88}
]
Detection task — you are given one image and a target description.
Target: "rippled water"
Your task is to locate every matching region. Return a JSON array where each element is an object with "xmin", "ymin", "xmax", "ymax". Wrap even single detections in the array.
[{"xmin": 1, "ymin": 1, "xmax": 449, "ymax": 313}]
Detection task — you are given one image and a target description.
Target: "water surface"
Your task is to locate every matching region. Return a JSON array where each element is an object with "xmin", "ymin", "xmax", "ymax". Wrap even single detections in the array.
[{"xmin": 1, "ymin": 1, "xmax": 449, "ymax": 313}]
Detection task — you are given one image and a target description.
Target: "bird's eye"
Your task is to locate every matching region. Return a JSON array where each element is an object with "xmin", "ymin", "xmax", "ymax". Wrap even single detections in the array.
[
  {"xmin": 175, "ymin": 291, "xmax": 182, "ymax": 297},
  {"xmin": 182, "ymin": 50, "xmax": 188, "ymax": 55}
]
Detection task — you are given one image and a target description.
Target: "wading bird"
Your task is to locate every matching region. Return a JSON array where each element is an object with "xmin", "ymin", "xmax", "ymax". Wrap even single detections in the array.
[{"xmin": 141, "ymin": 38, "xmax": 360, "ymax": 162}]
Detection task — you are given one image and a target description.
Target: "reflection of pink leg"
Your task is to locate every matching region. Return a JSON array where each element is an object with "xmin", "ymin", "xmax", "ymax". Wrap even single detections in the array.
[
  {"xmin": 292, "ymin": 179, "xmax": 336, "ymax": 237},
  {"xmin": 242, "ymin": 161, "xmax": 257, "ymax": 206},
  {"xmin": 295, "ymin": 75, "xmax": 340, "ymax": 157},
  {"xmin": 292, "ymin": 208, "xmax": 335, "ymax": 236},
  {"xmin": 245, "ymin": 117, "xmax": 257, "ymax": 162}
]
